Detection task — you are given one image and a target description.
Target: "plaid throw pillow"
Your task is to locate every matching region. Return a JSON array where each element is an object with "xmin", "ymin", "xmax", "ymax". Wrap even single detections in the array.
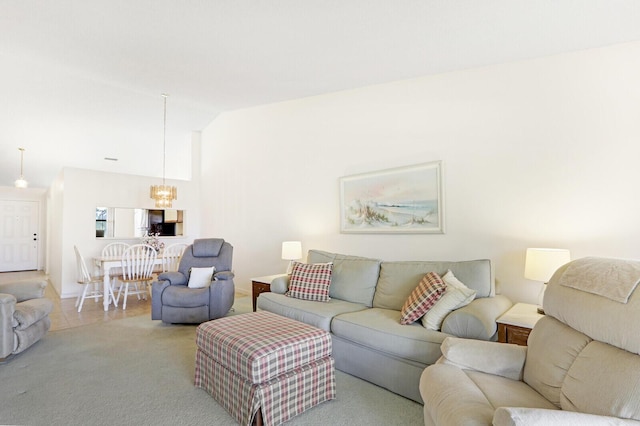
[
  {"xmin": 286, "ymin": 261, "xmax": 334, "ymax": 302},
  {"xmin": 400, "ymin": 272, "xmax": 447, "ymax": 325}
]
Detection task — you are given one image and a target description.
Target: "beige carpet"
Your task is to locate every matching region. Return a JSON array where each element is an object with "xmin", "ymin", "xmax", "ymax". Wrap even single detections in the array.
[{"xmin": 0, "ymin": 297, "xmax": 423, "ymax": 425}]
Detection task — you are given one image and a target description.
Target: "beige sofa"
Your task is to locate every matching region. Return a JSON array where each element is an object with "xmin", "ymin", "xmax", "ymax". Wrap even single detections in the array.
[
  {"xmin": 420, "ymin": 257, "xmax": 640, "ymax": 425},
  {"xmin": 0, "ymin": 280, "xmax": 53, "ymax": 360},
  {"xmin": 258, "ymin": 250, "xmax": 512, "ymax": 403}
]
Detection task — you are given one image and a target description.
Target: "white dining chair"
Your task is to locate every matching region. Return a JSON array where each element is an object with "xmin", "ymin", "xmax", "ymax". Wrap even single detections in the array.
[
  {"xmin": 74, "ymin": 246, "xmax": 116, "ymax": 312},
  {"xmin": 162, "ymin": 243, "xmax": 188, "ymax": 273},
  {"xmin": 117, "ymin": 244, "xmax": 157, "ymax": 309},
  {"xmin": 101, "ymin": 242, "xmax": 130, "ymax": 297}
]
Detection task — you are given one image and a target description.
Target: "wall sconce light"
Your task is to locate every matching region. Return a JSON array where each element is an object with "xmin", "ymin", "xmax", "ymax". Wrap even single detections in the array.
[
  {"xmin": 14, "ymin": 147, "xmax": 28, "ymax": 189},
  {"xmin": 282, "ymin": 241, "xmax": 302, "ymax": 274},
  {"xmin": 524, "ymin": 247, "xmax": 571, "ymax": 314}
]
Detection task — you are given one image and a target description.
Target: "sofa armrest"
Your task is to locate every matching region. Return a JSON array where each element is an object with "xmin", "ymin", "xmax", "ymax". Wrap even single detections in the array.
[
  {"xmin": 441, "ymin": 294, "xmax": 513, "ymax": 340},
  {"xmin": 0, "ymin": 293, "xmax": 17, "ymax": 358},
  {"xmin": 438, "ymin": 336, "xmax": 527, "ymax": 381},
  {"xmin": 494, "ymin": 407, "xmax": 640, "ymax": 426},
  {"xmin": 208, "ymin": 278, "xmax": 235, "ymax": 319},
  {"xmin": 157, "ymin": 272, "xmax": 188, "ymax": 286},
  {"xmin": 213, "ymin": 270, "xmax": 234, "ymax": 281},
  {"xmin": 0, "ymin": 280, "xmax": 47, "ymax": 302},
  {"xmin": 270, "ymin": 275, "xmax": 290, "ymax": 294},
  {"xmin": 151, "ymin": 280, "xmax": 171, "ymax": 320}
]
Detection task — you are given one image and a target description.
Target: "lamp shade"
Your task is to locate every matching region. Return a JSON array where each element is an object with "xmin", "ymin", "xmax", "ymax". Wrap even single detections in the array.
[
  {"xmin": 281, "ymin": 241, "xmax": 302, "ymax": 261},
  {"xmin": 524, "ymin": 248, "xmax": 571, "ymax": 282}
]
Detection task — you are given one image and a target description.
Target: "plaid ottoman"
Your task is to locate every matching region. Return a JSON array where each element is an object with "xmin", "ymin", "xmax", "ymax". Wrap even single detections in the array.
[{"xmin": 195, "ymin": 311, "xmax": 335, "ymax": 426}]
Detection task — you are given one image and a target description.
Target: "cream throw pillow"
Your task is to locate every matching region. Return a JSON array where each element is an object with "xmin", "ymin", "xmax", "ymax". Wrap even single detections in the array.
[
  {"xmin": 187, "ymin": 266, "xmax": 215, "ymax": 289},
  {"xmin": 421, "ymin": 270, "xmax": 476, "ymax": 330}
]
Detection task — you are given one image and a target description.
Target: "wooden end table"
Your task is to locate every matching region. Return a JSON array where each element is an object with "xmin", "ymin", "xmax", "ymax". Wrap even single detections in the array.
[
  {"xmin": 251, "ymin": 274, "xmax": 286, "ymax": 312},
  {"xmin": 497, "ymin": 303, "xmax": 544, "ymax": 346}
]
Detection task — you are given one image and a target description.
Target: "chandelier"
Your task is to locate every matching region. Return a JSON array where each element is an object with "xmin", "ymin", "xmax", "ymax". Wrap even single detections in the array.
[
  {"xmin": 14, "ymin": 147, "xmax": 28, "ymax": 189},
  {"xmin": 150, "ymin": 93, "xmax": 177, "ymax": 208}
]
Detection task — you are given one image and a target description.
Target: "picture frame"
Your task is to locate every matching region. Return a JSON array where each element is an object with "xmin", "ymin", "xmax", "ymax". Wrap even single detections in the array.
[{"xmin": 339, "ymin": 161, "xmax": 444, "ymax": 234}]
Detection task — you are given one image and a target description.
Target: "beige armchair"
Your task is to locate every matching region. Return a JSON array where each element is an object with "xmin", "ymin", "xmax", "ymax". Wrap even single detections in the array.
[
  {"xmin": 420, "ymin": 257, "xmax": 640, "ymax": 425},
  {"xmin": 0, "ymin": 280, "xmax": 53, "ymax": 360}
]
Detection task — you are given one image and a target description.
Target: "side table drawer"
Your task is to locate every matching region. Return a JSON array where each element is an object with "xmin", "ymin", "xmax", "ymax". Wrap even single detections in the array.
[
  {"xmin": 498, "ymin": 323, "xmax": 532, "ymax": 346},
  {"xmin": 252, "ymin": 281, "xmax": 272, "ymax": 312}
]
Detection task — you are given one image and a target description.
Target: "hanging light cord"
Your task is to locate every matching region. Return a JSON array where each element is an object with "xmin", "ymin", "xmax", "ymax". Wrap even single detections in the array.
[
  {"xmin": 162, "ymin": 93, "xmax": 168, "ymax": 186},
  {"xmin": 19, "ymin": 147, "xmax": 25, "ymax": 177}
]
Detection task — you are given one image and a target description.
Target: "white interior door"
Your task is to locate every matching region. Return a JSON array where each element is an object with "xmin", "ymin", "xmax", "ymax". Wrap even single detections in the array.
[{"xmin": 0, "ymin": 200, "xmax": 39, "ymax": 272}]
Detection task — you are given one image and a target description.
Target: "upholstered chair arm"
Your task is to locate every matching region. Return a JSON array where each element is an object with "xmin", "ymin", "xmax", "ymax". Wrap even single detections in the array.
[
  {"xmin": 213, "ymin": 270, "xmax": 234, "ymax": 281},
  {"xmin": 0, "ymin": 280, "xmax": 47, "ymax": 302},
  {"xmin": 151, "ymin": 280, "xmax": 172, "ymax": 320},
  {"xmin": 441, "ymin": 294, "xmax": 513, "ymax": 340},
  {"xmin": 437, "ymin": 337, "xmax": 527, "ymax": 381},
  {"xmin": 208, "ymin": 278, "xmax": 235, "ymax": 319},
  {"xmin": 157, "ymin": 272, "xmax": 188, "ymax": 286},
  {"xmin": 270, "ymin": 275, "xmax": 290, "ymax": 294},
  {"xmin": 493, "ymin": 407, "xmax": 640, "ymax": 426},
  {"xmin": 0, "ymin": 293, "xmax": 17, "ymax": 359}
]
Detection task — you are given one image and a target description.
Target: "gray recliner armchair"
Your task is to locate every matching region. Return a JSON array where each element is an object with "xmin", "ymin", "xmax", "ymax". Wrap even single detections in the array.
[
  {"xmin": 151, "ymin": 238, "xmax": 235, "ymax": 324},
  {"xmin": 0, "ymin": 280, "xmax": 53, "ymax": 360}
]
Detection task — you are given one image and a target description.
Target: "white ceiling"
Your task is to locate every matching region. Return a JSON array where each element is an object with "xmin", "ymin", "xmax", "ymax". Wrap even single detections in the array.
[{"xmin": 2, "ymin": 1, "xmax": 640, "ymax": 188}]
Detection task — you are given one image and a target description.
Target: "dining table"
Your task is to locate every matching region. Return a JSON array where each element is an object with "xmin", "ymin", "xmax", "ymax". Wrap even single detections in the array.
[{"xmin": 93, "ymin": 254, "xmax": 165, "ymax": 311}]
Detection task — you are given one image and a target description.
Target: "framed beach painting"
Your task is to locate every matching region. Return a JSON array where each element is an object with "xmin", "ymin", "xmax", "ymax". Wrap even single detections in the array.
[{"xmin": 339, "ymin": 161, "xmax": 444, "ymax": 234}]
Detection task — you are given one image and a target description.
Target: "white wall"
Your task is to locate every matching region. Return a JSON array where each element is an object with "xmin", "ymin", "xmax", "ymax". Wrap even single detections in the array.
[{"xmin": 200, "ymin": 41, "xmax": 640, "ymax": 303}]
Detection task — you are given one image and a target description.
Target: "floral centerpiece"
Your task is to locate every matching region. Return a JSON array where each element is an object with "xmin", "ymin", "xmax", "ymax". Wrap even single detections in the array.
[{"xmin": 142, "ymin": 232, "xmax": 165, "ymax": 252}]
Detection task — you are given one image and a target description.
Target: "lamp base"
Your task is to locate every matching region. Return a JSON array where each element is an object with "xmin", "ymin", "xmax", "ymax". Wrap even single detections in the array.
[
  {"xmin": 537, "ymin": 283, "xmax": 548, "ymax": 315},
  {"xmin": 286, "ymin": 260, "xmax": 294, "ymax": 275}
]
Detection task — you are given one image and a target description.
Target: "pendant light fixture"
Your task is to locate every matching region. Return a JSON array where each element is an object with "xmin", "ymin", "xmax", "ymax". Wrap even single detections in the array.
[
  {"xmin": 14, "ymin": 147, "xmax": 28, "ymax": 189},
  {"xmin": 150, "ymin": 93, "xmax": 177, "ymax": 208}
]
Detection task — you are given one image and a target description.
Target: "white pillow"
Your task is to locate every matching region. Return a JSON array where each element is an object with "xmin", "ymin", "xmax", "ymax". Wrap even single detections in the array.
[
  {"xmin": 187, "ymin": 266, "xmax": 215, "ymax": 289},
  {"xmin": 421, "ymin": 270, "xmax": 476, "ymax": 330}
]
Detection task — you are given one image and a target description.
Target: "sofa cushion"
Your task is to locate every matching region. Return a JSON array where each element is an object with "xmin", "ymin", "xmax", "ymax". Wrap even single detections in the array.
[
  {"xmin": 286, "ymin": 261, "xmax": 333, "ymax": 302},
  {"xmin": 257, "ymin": 292, "xmax": 367, "ymax": 331},
  {"xmin": 373, "ymin": 259, "xmax": 492, "ymax": 311},
  {"xmin": 420, "ymin": 364, "xmax": 558, "ymax": 426},
  {"xmin": 161, "ymin": 285, "xmax": 210, "ymax": 307},
  {"xmin": 400, "ymin": 272, "xmax": 446, "ymax": 325},
  {"xmin": 545, "ymin": 261, "xmax": 640, "ymax": 355},
  {"xmin": 331, "ymin": 307, "xmax": 448, "ymax": 365},
  {"xmin": 421, "ymin": 270, "xmax": 476, "ymax": 330},
  {"xmin": 523, "ymin": 316, "xmax": 592, "ymax": 408},
  {"xmin": 560, "ymin": 341, "xmax": 640, "ymax": 420},
  {"xmin": 307, "ymin": 250, "xmax": 381, "ymax": 307},
  {"xmin": 14, "ymin": 298, "xmax": 54, "ymax": 330},
  {"xmin": 192, "ymin": 238, "xmax": 224, "ymax": 257}
]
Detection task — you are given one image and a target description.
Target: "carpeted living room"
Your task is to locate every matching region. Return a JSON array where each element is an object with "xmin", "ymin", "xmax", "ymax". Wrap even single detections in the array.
[
  {"xmin": 0, "ymin": 271, "xmax": 424, "ymax": 425},
  {"xmin": 2, "ymin": 2, "xmax": 640, "ymax": 426}
]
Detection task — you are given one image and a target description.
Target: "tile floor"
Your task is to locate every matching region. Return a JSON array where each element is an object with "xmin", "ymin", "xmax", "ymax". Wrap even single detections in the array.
[
  {"xmin": 1, "ymin": 270, "xmax": 249, "ymax": 331},
  {"xmin": 0, "ymin": 270, "xmax": 152, "ymax": 331}
]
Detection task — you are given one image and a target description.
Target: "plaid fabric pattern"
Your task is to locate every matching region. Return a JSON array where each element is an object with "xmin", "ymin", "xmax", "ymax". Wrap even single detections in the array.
[
  {"xmin": 196, "ymin": 311, "xmax": 332, "ymax": 383},
  {"xmin": 400, "ymin": 271, "xmax": 447, "ymax": 325},
  {"xmin": 286, "ymin": 261, "xmax": 333, "ymax": 302},
  {"xmin": 195, "ymin": 350, "xmax": 335, "ymax": 426},
  {"xmin": 195, "ymin": 311, "xmax": 336, "ymax": 426}
]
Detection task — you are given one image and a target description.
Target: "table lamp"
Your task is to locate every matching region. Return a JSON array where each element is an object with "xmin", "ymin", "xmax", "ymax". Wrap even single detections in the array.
[
  {"xmin": 524, "ymin": 248, "xmax": 571, "ymax": 314},
  {"xmin": 282, "ymin": 241, "xmax": 302, "ymax": 274}
]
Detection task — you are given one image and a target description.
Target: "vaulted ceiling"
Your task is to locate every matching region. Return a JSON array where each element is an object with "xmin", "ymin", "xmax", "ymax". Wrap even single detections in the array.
[{"xmin": 2, "ymin": 1, "xmax": 640, "ymax": 188}]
